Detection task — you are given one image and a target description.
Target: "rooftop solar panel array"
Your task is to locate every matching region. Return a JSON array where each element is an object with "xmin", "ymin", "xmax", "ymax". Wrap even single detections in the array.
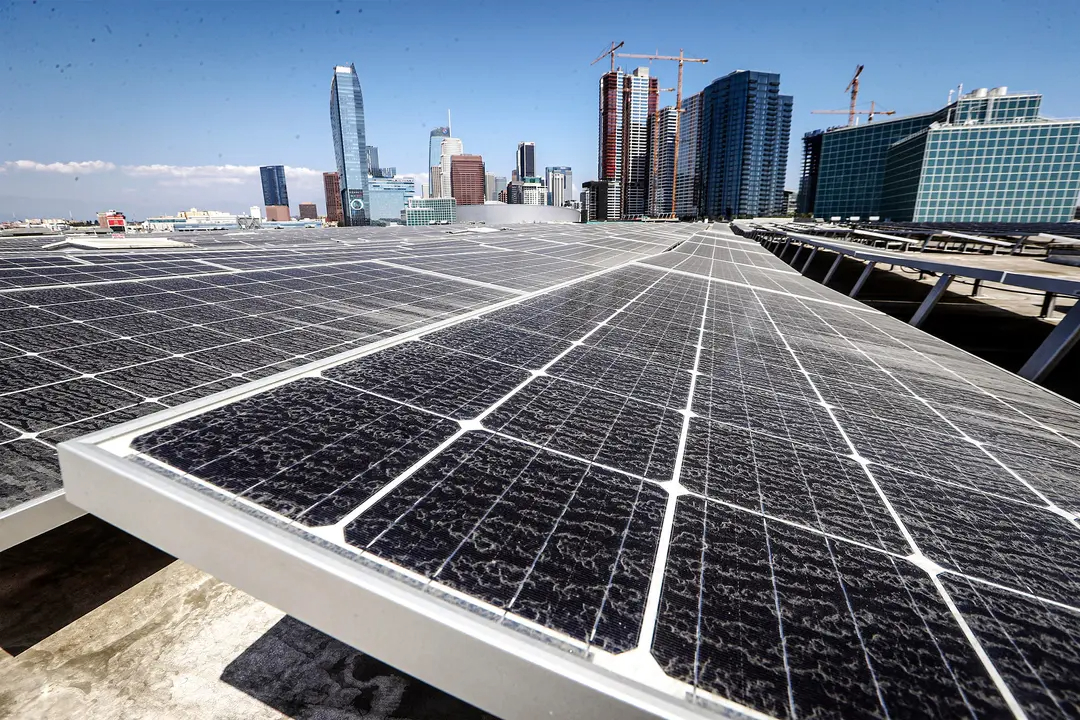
[
  {"xmin": 0, "ymin": 224, "xmax": 679, "ymax": 548},
  {"xmin": 50, "ymin": 223, "xmax": 1080, "ymax": 719}
]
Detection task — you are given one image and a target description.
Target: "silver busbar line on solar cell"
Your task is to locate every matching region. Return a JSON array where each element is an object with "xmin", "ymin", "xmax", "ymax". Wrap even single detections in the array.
[{"xmin": 57, "ymin": 223, "xmax": 1080, "ymax": 720}]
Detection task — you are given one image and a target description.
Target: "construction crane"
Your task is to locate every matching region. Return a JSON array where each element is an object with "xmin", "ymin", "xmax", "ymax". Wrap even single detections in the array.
[
  {"xmin": 845, "ymin": 64, "xmax": 865, "ymax": 126},
  {"xmin": 812, "ymin": 100, "xmax": 895, "ymax": 124},
  {"xmin": 590, "ymin": 40, "xmax": 625, "ymax": 74},
  {"xmin": 616, "ymin": 50, "xmax": 708, "ymax": 218}
]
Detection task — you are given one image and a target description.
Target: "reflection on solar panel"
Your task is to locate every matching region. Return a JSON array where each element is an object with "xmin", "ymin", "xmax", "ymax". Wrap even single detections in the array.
[{"xmin": 56, "ymin": 223, "xmax": 1080, "ymax": 719}]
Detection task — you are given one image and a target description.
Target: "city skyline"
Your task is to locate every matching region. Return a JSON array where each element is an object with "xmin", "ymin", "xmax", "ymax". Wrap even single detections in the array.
[{"xmin": 3, "ymin": 0, "xmax": 1079, "ymax": 219}]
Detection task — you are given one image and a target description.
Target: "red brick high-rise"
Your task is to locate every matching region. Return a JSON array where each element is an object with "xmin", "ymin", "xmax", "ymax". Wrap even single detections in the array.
[
  {"xmin": 450, "ymin": 154, "xmax": 485, "ymax": 206},
  {"xmin": 323, "ymin": 172, "xmax": 344, "ymax": 224}
]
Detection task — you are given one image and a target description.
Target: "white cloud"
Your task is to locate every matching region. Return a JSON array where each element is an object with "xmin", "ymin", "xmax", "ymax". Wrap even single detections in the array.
[
  {"xmin": 397, "ymin": 171, "xmax": 429, "ymax": 185},
  {"xmin": 2, "ymin": 160, "xmax": 325, "ymax": 187},
  {"xmin": 2, "ymin": 160, "xmax": 117, "ymax": 174},
  {"xmin": 121, "ymin": 163, "xmax": 323, "ymax": 187}
]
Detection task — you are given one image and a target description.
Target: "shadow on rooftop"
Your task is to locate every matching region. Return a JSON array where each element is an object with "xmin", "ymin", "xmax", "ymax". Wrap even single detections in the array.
[
  {"xmin": 0, "ymin": 514, "xmax": 174, "ymax": 656},
  {"xmin": 221, "ymin": 615, "xmax": 500, "ymax": 720}
]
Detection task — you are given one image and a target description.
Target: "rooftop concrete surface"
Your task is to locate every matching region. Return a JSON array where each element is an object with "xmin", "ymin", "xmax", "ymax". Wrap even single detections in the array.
[{"xmin": 0, "ymin": 517, "xmax": 496, "ymax": 720}]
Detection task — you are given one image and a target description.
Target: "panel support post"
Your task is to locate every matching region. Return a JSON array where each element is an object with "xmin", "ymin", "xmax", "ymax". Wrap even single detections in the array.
[
  {"xmin": 1020, "ymin": 301, "xmax": 1080, "ymax": 382},
  {"xmin": 822, "ymin": 254, "xmax": 843, "ymax": 287},
  {"xmin": 1040, "ymin": 292, "xmax": 1057, "ymax": 319},
  {"xmin": 971, "ymin": 279, "xmax": 983, "ymax": 297},
  {"xmin": 801, "ymin": 247, "xmax": 819, "ymax": 275},
  {"xmin": 779, "ymin": 238, "xmax": 792, "ymax": 257},
  {"xmin": 849, "ymin": 261, "xmax": 877, "ymax": 298},
  {"xmin": 790, "ymin": 245, "xmax": 804, "ymax": 267},
  {"xmin": 910, "ymin": 274, "xmax": 954, "ymax": 328}
]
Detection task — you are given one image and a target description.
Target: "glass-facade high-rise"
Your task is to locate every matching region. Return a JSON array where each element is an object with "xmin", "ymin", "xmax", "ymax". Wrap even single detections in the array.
[
  {"xmin": 675, "ymin": 92, "xmax": 704, "ymax": 219},
  {"xmin": 698, "ymin": 70, "xmax": 792, "ymax": 219},
  {"xmin": 260, "ymin": 166, "xmax": 289, "ymax": 207},
  {"xmin": 545, "ymin": 166, "xmax": 572, "ymax": 206},
  {"xmin": 623, "ymin": 68, "xmax": 658, "ymax": 218},
  {"xmin": 428, "ymin": 127, "xmax": 450, "ymax": 197},
  {"xmin": 368, "ymin": 177, "xmax": 416, "ymax": 223},
  {"xmin": 808, "ymin": 88, "xmax": 1080, "ymax": 223},
  {"xmin": 811, "ymin": 108, "xmax": 949, "ymax": 220},
  {"xmin": 517, "ymin": 143, "xmax": 536, "ymax": 180},
  {"xmin": 647, "ymin": 107, "xmax": 677, "ymax": 216},
  {"xmin": 329, "ymin": 64, "xmax": 370, "ymax": 226}
]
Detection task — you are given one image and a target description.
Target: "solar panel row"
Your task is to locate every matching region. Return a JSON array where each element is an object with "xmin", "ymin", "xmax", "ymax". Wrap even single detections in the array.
[
  {"xmin": 0, "ymin": 223, "xmax": 683, "ymax": 549},
  {"xmin": 62, "ymin": 225, "xmax": 1080, "ymax": 719}
]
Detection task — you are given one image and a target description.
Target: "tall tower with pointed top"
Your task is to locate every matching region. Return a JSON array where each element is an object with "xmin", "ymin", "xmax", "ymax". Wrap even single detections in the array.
[{"xmin": 330, "ymin": 64, "xmax": 371, "ymax": 226}]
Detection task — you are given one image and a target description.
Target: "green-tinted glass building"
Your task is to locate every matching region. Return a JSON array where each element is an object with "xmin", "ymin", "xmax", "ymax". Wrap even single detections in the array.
[{"xmin": 802, "ymin": 87, "xmax": 1080, "ymax": 223}]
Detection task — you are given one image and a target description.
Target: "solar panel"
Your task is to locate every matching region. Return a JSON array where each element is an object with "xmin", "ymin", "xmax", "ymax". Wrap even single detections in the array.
[
  {"xmin": 0, "ymin": 224, "xmax": 697, "ymax": 549},
  {"xmin": 57, "ymin": 223, "xmax": 1080, "ymax": 719}
]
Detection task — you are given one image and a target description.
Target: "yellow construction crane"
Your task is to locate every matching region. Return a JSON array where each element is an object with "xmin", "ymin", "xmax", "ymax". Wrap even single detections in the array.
[
  {"xmin": 845, "ymin": 65, "xmax": 865, "ymax": 126},
  {"xmin": 590, "ymin": 41, "xmax": 625, "ymax": 74},
  {"xmin": 812, "ymin": 100, "xmax": 895, "ymax": 124},
  {"xmin": 616, "ymin": 50, "xmax": 708, "ymax": 218}
]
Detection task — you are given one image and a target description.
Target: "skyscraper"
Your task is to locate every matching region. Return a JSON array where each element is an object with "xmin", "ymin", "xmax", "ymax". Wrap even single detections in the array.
[
  {"xmin": 260, "ymin": 165, "xmax": 290, "ymax": 220},
  {"xmin": 623, "ymin": 68, "xmax": 658, "ymax": 218},
  {"xmin": 516, "ymin": 142, "xmax": 536, "ymax": 180},
  {"xmin": 439, "ymin": 137, "xmax": 463, "ymax": 199},
  {"xmin": 323, "ymin": 171, "xmax": 343, "ymax": 224},
  {"xmin": 428, "ymin": 127, "xmax": 450, "ymax": 197},
  {"xmin": 597, "ymin": 67, "xmax": 658, "ymax": 219},
  {"xmin": 451, "ymin": 154, "xmax": 486, "ymax": 206},
  {"xmin": 647, "ymin": 108, "xmax": 678, "ymax": 217},
  {"xmin": 647, "ymin": 92, "xmax": 703, "ymax": 218},
  {"xmin": 698, "ymin": 70, "xmax": 792, "ymax": 219},
  {"xmin": 299, "ymin": 203, "xmax": 318, "ymax": 220},
  {"xmin": 369, "ymin": 177, "xmax": 416, "ymax": 223},
  {"xmin": 545, "ymin": 166, "xmax": 573, "ymax": 206},
  {"xmin": 802, "ymin": 87, "xmax": 1080, "ymax": 222},
  {"xmin": 329, "ymin": 63, "xmax": 371, "ymax": 226},
  {"xmin": 366, "ymin": 146, "xmax": 379, "ymax": 175}
]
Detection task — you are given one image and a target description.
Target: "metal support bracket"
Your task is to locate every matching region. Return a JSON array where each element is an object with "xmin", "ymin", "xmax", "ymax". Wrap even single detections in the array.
[
  {"xmin": 1040, "ymin": 292, "xmax": 1057, "ymax": 319},
  {"xmin": 822, "ymin": 254, "xmax": 843, "ymax": 287},
  {"xmin": 801, "ymin": 247, "xmax": 819, "ymax": 275},
  {"xmin": 1020, "ymin": 300, "xmax": 1080, "ymax": 382},
  {"xmin": 971, "ymin": 278, "xmax": 983, "ymax": 297},
  {"xmin": 849, "ymin": 261, "xmax": 877, "ymax": 298},
  {"xmin": 910, "ymin": 274, "xmax": 954, "ymax": 328},
  {"xmin": 790, "ymin": 245, "xmax": 804, "ymax": 267}
]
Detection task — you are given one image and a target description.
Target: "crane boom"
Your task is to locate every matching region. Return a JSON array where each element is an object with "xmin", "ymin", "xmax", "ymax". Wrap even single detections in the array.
[
  {"xmin": 812, "ymin": 100, "xmax": 894, "ymax": 123},
  {"xmin": 614, "ymin": 49, "xmax": 708, "ymax": 218},
  {"xmin": 590, "ymin": 41, "xmax": 625, "ymax": 74}
]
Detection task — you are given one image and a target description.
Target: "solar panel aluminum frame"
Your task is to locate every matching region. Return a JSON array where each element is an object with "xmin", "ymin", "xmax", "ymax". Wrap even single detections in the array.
[
  {"xmin": 58, "ymin": 415, "xmax": 763, "ymax": 720},
  {"xmin": 0, "ymin": 488, "xmax": 85, "ymax": 552}
]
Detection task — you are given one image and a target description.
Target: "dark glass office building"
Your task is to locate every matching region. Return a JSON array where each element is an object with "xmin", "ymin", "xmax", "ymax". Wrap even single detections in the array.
[
  {"xmin": 516, "ymin": 142, "xmax": 536, "ymax": 181},
  {"xmin": 805, "ymin": 88, "xmax": 1080, "ymax": 222},
  {"xmin": 260, "ymin": 165, "xmax": 289, "ymax": 207},
  {"xmin": 330, "ymin": 64, "xmax": 370, "ymax": 226},
  {"xmin": 698, "ymin": 71, "xmax": 792, "ymax": 219}
]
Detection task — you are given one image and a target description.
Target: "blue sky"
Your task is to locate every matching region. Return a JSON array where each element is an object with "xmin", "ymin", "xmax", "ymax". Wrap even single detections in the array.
[{"xmin": 2, "ymin": 0, "xmax": 1078, "ymax": 219}]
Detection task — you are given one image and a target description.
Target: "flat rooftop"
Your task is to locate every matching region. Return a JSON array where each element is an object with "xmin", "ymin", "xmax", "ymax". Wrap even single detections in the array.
[{"xmin": 3, "ymin": 222, "xmax": 1080, "ymax": 719}]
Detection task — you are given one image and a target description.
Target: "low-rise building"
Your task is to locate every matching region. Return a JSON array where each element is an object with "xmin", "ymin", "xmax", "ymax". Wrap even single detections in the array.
[
  {"xmin": 402, "ymin": 197, "xmax": 456, "ymax": 226},
  {"xmin": 369, "ymin": 177, "xmax": 417, "ymax": 223}
]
